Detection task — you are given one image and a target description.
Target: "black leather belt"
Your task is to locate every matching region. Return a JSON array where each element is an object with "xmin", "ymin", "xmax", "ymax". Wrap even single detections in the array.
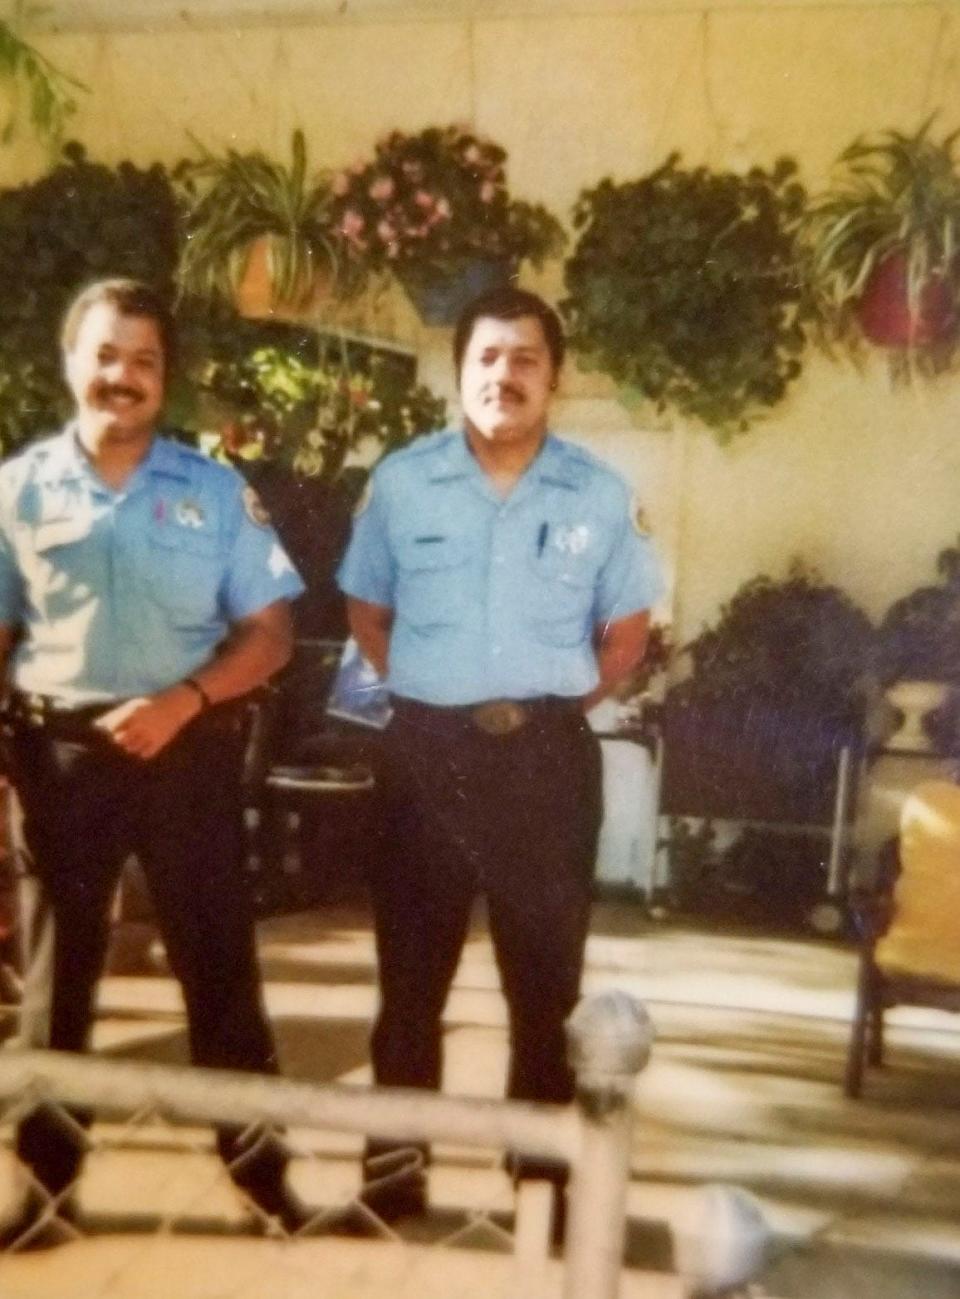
[
  {"xmin": 6, "ymin": 690, "xmax": 121, "ymax": 730},
  {"xmin": 5, "ymin": 690, "xmax": 245, "ymax": 741},
  {"xmin": 392, "ymin": 695, "xmax": 584, "ymax": 737}
]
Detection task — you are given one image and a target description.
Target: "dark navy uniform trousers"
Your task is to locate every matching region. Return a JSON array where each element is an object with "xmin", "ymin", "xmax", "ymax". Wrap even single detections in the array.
[
  {"xmin": 369, "ymin": 696, "xmax": 602, "ymax": 1128},
  {"xmin": 7, "ymin": 702, "xmax": 287, "ymax": 1202}
]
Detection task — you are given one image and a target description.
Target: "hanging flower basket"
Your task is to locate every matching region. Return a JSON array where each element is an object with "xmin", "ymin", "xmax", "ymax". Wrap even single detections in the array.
[
  {"xmin": 397, "ymin": 255, "xmax": 514, "ymax": 327},
  {"xmin": 327, "ymin": 125, "xmax": 564, "ymax": 322},
  {"xmin": 856, "ymin": 251, "xmax": 957, "ymax": 348}
]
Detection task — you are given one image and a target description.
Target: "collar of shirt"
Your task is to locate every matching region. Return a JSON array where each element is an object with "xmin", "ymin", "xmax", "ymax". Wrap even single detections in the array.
[
  {"xmin": 427, "ymin": 430, "xmax": 583, "ymax": 503},
  {"xmin": 37, "ymin": 425, "xmax": 191, "ymax": 494}
]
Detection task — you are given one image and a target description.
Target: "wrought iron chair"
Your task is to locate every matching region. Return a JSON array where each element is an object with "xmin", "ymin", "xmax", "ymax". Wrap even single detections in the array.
[{"xmin": 845, "ymin": 779, "xmax": 960, "ymax": 1097}]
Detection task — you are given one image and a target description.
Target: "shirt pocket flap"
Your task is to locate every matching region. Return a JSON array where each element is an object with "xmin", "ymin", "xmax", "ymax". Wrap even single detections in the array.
[
  {"xmin": 530, "ymin": 545, "xmax": 599, "ymax": 589},
  {"xmin": 396, "ymin": 533, "xmax": 467, "ymax": 572},
  {"xmin": 150, "ymin": 524, "xmax": 219, "ymax": 558}
]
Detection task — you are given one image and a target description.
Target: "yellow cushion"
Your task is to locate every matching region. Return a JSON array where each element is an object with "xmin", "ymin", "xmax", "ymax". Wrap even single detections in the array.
[{"xmin": 875, "ymin": 780, "xmax": 960, "ymax": 984}]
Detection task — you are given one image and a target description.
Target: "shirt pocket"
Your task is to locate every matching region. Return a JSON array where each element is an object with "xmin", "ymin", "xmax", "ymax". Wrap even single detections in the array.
[
  {"xmin": 147, "ymin": 525, "xmax": 222, "ymax": 622},
  {"xmin": 526, "ymin": 544, "xmax": 601, "ymax": 648},
  {"xmin": 395, "ymin": 533, "xmax": 469, "ymax": 632}
]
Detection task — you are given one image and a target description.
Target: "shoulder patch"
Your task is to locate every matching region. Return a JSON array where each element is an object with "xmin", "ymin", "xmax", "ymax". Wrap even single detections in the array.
[
  {"xmin": 353, "ymin": 478, "xmax": 374, "ymax": 517},
  {"xmin": 631, "ymin": 494, "xmax": 652, "ymax": 537},
  {"xmin": 242, "ymin": 485, "xmax": 271, "ymax": 528}
]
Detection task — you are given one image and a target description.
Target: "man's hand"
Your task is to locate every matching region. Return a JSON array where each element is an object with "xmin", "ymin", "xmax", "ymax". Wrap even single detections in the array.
[{"xmin": 96, "ymin": 685, "xmax": 201, "ymax": 760}]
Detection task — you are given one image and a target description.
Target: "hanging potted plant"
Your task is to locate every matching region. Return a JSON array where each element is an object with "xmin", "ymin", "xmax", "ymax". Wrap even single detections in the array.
[
  {"xmin": 327, "ymin": 124, "xmax": 565, "ymax": 325},
  {"xmin": 561, "ymin": 155, "xmax": 809, "ymax": 440},
  {"xmin": 175, "ymin": 129, "xmax": 336, "ymax": 320},
  {"xmin": 803, "ymin": 119, "xmax": 960, "ymax": 366}
]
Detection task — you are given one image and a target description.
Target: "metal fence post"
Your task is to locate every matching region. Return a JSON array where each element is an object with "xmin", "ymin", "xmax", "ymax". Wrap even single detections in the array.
[{"xmin": 563, "ymin": 990, "xmax": 653, "ymax": 1299}]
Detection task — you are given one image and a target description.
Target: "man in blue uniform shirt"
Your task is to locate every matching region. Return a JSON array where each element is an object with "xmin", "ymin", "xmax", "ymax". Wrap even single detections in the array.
[
  {"xmin": 338, "ymin": 286, "xmax": 660, "ymax": 1229},
  {"xmin": 0, "ymin": 278, "xmax": 310, "ymax": 1247}
]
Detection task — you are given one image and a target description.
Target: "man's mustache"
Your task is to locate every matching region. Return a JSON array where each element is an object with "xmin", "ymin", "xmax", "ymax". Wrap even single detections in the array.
[
  {"xmin": 489, "ymin": 384, "xmax": 525, "ymax": 403},
  {"xmin": 96, "ymin": 383, "xmax": 145, "ymax": 402}
]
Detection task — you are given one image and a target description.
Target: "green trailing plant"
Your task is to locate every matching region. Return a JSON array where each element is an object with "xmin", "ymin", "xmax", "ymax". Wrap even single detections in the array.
[
  {"xmin": 803, "ymin": 118, "xmax": 960, "ymax": 369},
  {"xmin": 562, "ymin": 154, "xmax": 809, "ymax": 440},
  {"xmin": 327, "ymin": 124, "xmax": 565, "ymax": 297},
  {"xmin": 175, "ymin": 128, "xmax": 335, "ymax": 310},
  {"xmin": 198, "ymin": 335, "xmax": 447, "ymax": 481},
  {"xmin": 0, "ymin": 3, "xmax": 86, "ymax": 145},
  {"xmin": 0, "ymin": 142, "xmax": 181, "ymax": 451}
]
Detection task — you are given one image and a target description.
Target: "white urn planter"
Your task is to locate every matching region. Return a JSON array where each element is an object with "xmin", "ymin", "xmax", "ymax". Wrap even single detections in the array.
[{"xmin": 883, "ymin": 679, "xmax": 951, "ymax": 752}]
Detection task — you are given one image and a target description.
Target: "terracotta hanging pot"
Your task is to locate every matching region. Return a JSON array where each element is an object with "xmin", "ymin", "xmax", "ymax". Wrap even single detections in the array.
[
  {"xmin": 234, "ymin": 235, "xmax": 332, "ymax": 322},
  {"xmin": 856, "ymin": 251, "xmax": 957, "ymax": 347}
]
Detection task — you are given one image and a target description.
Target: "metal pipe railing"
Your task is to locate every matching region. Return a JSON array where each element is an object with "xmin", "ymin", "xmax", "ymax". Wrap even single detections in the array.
[{"xmin": 0, "ymin": 990, "xmax": 655, "ymax": 1299}]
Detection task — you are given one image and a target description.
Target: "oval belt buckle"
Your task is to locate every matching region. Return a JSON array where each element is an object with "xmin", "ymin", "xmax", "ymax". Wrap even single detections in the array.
[{"xmin": 473, "ymin": 700, "xmax": 527, "ymax": 736}]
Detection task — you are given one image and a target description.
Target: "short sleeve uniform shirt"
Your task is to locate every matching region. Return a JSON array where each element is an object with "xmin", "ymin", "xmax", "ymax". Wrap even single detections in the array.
[
  {"xmin": 337, "ymin": 430, "xmax": 661, "ymax": 705},
  {"xmin": 0, "ymin": 429, "xmax": 305, "ymax": 706}
]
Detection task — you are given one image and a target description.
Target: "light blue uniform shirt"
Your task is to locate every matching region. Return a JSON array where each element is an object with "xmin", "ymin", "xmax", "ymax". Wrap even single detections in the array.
[
  {"xmin": 0, "ymin": 428, "xmax": 305, "ymax": 707},
  {"xmin": 337, "ymin": 430, "xmax": 661, "ymax": 705}
]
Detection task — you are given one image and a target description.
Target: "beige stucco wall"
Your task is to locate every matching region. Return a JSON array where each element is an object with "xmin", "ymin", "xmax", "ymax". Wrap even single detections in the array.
[{"xmin": 6, "ymin": 3, "xmax": 960, "ymax": 643}]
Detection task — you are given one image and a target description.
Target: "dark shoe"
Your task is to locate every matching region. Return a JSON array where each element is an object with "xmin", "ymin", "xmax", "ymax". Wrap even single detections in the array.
[
  {"xmin": 0, "ymin": 1190, "xmax": 79, "ymax": 1252},
  {"xmin": 242, "ymin": 1182, "xmax": 317, "ymax": 1236},
  {"xmin": 359, "ymin": 1178, "xmax": 427, "ymax": 1224},
  {"xmin": 508, "ymin": 1154, "xmax": 569, "ymax": 1250},
  {"xmin": 360, "ymin": 1144, "xmax": 428, "ymax": 1224}
]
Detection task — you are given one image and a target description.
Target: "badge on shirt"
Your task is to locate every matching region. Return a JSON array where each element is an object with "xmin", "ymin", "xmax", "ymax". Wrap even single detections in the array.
[
  {"xmin": 175, "ymin": 499, "xmax": 205, "ymax": 529},
  {"xmin": 553, "ymin": 524, "xmax": 591, "ymax": 556},
  {"xmin": 243, "ymin": 486, "xmax": 271, "ymax": 528}
]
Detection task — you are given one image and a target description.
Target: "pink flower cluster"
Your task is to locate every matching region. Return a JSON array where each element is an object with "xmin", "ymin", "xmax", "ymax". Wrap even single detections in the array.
[{"xmin": 328, "ymin": 124, "xmax": 512, "ymax": 265}]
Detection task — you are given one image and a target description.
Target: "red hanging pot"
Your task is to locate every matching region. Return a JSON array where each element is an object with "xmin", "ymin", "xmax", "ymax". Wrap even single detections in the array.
[{"xmin": 856, "ymin": 251, "xmax": 957, "ymax": 347}]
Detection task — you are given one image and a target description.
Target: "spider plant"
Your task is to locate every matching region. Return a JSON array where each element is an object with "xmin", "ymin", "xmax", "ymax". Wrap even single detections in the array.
[
  {"xmin": 803, "ymin": 118, "xmax": 960, "ymax": 356},
  {"xmin": 176, "ymin": 128, "xmax": 336, "ymax": 313},
  {"xmin": 0, "ymin": 2, "xmax": 86, "ymax": 145}
]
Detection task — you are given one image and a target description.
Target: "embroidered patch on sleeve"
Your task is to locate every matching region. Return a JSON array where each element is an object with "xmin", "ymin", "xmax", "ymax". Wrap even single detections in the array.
[
  {"xmin": 353, "ymin": 479, "xmax": 373, "ymax": 517},
  {"xmin": 630, "ymin": 494, "xmax": 652, "ymax": 537},
  {"xmin": 243, "ymin": 485, "xmax": 271, "ymax": 527}
]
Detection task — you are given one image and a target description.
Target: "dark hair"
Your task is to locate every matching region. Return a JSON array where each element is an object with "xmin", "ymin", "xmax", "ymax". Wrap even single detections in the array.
[
  {"xmin": 61, "ymin": 278, "xmax": 177, "ymax": 371},
  {"xmin": 453, "ymin": 286, "xmax": 566, "ymax": 375}
]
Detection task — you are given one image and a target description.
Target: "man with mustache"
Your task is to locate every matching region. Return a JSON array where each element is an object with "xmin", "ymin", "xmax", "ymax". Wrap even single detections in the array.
[
  {"xmin": 0, "ymin": 278, "xmax": 310, "ymax": 1246},
  {"xmin": 338, "ymin": 287, "xmax": 660, "ymax": 1235}
]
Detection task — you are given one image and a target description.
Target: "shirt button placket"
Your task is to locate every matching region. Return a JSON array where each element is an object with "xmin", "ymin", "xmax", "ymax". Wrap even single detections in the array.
[{"xmin": 487, "ymin": 505, "xmax": 511, "ymax": 668}]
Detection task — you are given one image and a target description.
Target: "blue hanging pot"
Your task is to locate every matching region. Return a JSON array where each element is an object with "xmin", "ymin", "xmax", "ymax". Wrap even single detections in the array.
[{"xmin": 398, "ymin": 255, "xmax": 515, "ymax": 326}]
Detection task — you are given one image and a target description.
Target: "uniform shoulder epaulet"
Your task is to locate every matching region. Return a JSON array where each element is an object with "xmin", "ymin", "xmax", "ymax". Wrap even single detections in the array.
[
  {"xmin": 3, "ymin": 431, "xmax": 59, "ymax": 468},
  {"xmin": 388, "ymin": 429, "xmax": 455, "ymax": 465},
  {"xmin": 160, "ymin": 434, "xmax": 213, "ymax": 468},
  {"xmin": 563, "ymin": 438, "xmax": 632, "ymax": 493},
  {"xmin": 0, "ymin": 433, "xmax": 61, "ymax": 487}
]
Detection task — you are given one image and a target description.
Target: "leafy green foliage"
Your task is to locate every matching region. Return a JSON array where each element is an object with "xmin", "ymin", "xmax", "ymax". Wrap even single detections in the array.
[
  {"xmin": 0, "ymin": 142, "xmax": 180, "ymax": 451},
  {"xmin": 803, "ymin": 118, "xmax": 960, "ymax": 361},
  {"xmin": 198, "ymin": 333, "xmax": 447, "ymax": 481},
  {"xmin": 327, "ymin": 124, "xmax": 565, "ymax": 295},
  {"xmin": 875, "ymin": 537, "xmax": 960, "ymax": 684},
  {"xmin": 673, "ymin": 562, "xmax": 873, "ymax": 722},
  {"xmin": 0, "ymin": 4, "xmax": 86, "ymax": 145},
  {"xmin": 175, "ymin": 129, "xmax": 335, "ymax": 308},
  {"xmin": 562, "ymin": 155, "xmax": 809, "ymax": 439}
]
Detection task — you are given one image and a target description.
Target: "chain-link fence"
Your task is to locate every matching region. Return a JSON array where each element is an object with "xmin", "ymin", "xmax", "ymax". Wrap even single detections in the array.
[{"xmin": 0, "ymin": 992, "xmax": 757, "ymax": 1299}]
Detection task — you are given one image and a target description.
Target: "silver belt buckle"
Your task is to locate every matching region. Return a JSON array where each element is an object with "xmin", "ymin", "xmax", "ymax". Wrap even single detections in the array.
[{"xmin": 472, "ymin": 700, "xmax": 528, "ymax": 736}]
